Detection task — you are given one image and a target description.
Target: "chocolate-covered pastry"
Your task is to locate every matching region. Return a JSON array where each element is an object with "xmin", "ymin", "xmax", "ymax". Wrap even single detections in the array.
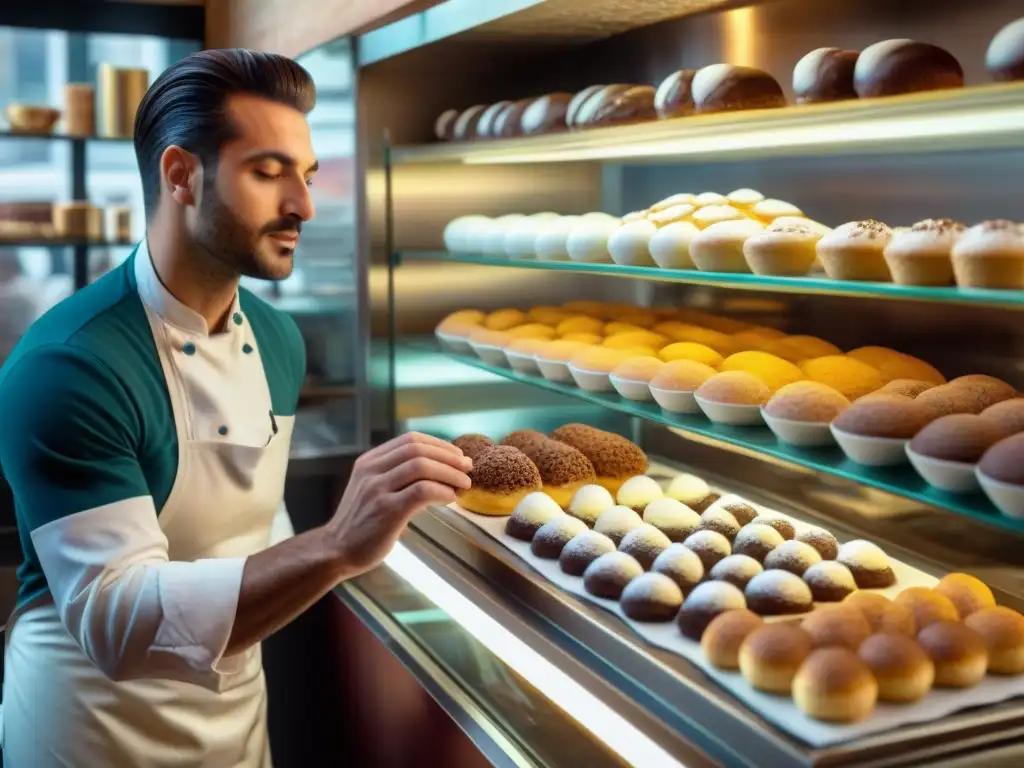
[
  {"xmin": 574, "ymin": 84, "xmax": 655, "ymax": 128},
  {"xmin": 793, "ymin": 48, "xmax": 860, "ymax": 104},
  {"xmin": 987, "ymin": 18, "xmax": 1024, "ymax": 82},
  {"xmin": 434, "ymin": 108, "xmax": 459, "ymax": 141},
  {"xmin": 854, "ymin": 40, "xmax": 964, "ymax": 99},
  {"xmin": 495, "ymin": 99, "xmax": 531, "ymax": 138},
  {"xmin": 654, "ymin": 69, "xmax": 697, "ymax": 119},
  {"xmin": 475, "ymin": 101, "xmax": 512, "ymax": 139},
  {"xmin": 566, "ymin": 85, "xmax": 606, "ymax": 128},
  {"xmin": 520, "ymin": 93, "xmax": 573, "ymax": 135},
  {"xmin": 452, "ymin": 104, "xmax": 487, "ymax": 141},
  {"xmin": 691, "ymin": 64, "xmax": 786, "ymax": 114}
]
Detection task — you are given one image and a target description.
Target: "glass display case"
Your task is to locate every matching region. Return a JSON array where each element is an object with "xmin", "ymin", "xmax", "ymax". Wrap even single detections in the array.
[{"xmin": 352, "ymin": 0, "xmax": 1024, "ymax": 765}]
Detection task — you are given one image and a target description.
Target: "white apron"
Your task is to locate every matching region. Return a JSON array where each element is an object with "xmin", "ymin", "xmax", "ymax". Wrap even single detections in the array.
[{"xmin": 1, "ymin": 298, "xmax": 295, "ymax": 768}]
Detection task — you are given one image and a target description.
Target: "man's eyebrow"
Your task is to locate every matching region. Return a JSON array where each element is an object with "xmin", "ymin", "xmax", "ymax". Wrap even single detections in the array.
[{"xmin": 242, "ymin": 150, "xmax": 319, "ymax": 174}]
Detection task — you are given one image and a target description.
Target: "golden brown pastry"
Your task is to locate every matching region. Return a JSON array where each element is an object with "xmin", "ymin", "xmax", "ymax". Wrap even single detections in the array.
[
  {"xmin": 551, "ymin": 424, "xmax": 648, "ymax": 495},
  {"xmin": 793, "ymin": 47, "xmax": 860, "ymax": 104},
  {"xmin": 801, "ymin": 605, "xmax": 873, "ymax": 650},
  {"xmin": 459, "ymin": 446, "xmax": 543, "ymax": 516},
  {"xmin": 844, "ymin": 592, "xmax": 917, "ymax": 636},
  {"xmin": 520, "ymin": 93, "xmax": 573, "ymax": 135},
  {"xmin": 883, "ymin": 218, "xmax": 965, "ymax": 286},
  {"xmin": 951, "ymin": 220, "xmax": 1024, "ymax": 290},
  {"xmin": 702, "ymin": 609, "xmax": 765, "ymax": 670},
  {"xmin": 964, "ymin": 606, "xmax": 1024, "ymax": 674},
  {"xmin": 917, "ymin": 620, "xmax": 988, "ymax": 688},
  {"xmin": 793, "ymin": 648, "xmax": 878, "ymax": 723},
  {"xmin": 832, "ymin": 395, "xmax": 931, "ymax": 439},
  {"xmin": 739, "ymin": 624, "xmax": 814, "ymax": 694},
  {"xmin": 934, "ymin": 573, "xmax": 997, "ymax": 619},
  {"xmin": 859, "ymin": 632, "xmax": 935, "ymax": 702},
  {"xmin": 816, "ymin": 220, "xmax": 894, "ymax": 282},
  {"xmin": 894, "ymin": 587, "xmax": 960, "ymax": 629}
]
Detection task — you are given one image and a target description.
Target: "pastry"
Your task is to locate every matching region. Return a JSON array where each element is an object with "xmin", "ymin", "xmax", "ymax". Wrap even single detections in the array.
[
  {"xmin": 917, "ymin": 620, "xmax": 988, "ymax": 688},
  {"xmin": 720, "ymin": 351, "xmax": 805, "ymax": 394},
  {"xmin": 690, "ymin": 205, "xmax": 744, "ymax": 230},
  {"xmin": 742, "ymin": 221, "xmax": 823, "ymax": 276},
  {"xmin": 844, "ymin": 592, "xmax": 916, "ymax": 636},
  {"xmin": 642, "ymin": 498, "xmax": 701, "ymax": 542},
  {"xmin": 658, "ymin": 342, "xmax": 720, "ymax": 368},
  {"xmin": 946, "ymin": 376, "xmax": 1013, "ymax": 410},
  {"xmin": 837, "ymin": 540, "xmax": 896, "ymax": 588},
  {"xmin": 435, "ymin": 108, "xmax": 459, "ymax": 140},
  {"xmin": 846, "ymin": 346, "xmax": 946, "ymax": 386},
  {"xmin": 649, "ymin": 193, "xmax": 696, "ymax": 213},
  {"xmin": 859, "ymin": 632, "xmax": 935, "ymax": 702},
  {"xmin": 501, "ymin": 429, "xmax": 548, "ymax": 453},
  {"xmin": 495, "ymin": 99, "xmax": 532, "ymax": 138},
  {"xmin": 979, "ymin": 432, "xmax": 1024, "ymax": 486},
  {"xmin": 987, "ymin": 17, "xmax": 1024, "ymax": 81},
  {"xmin": 615, "ymin": 476, "xmax": 663, "ymax": 514},
  {"xmin": 750, "ymin": 199, "xmax": 804, "ymax": 224},
  {"xmin": 732, "ymin": 523, "xmax": 785, "ymax": 563},
  {"xmin": 964, "ymin": 606, "xmax": 1024, "ymax": 674},
  {"xmin": 567, "ymin": 484, "xmax": 615, "ymax": 526},
  {"xmin": 460, "ymin": 446, "xmax": 544, "ymax": 516},
  {"xmin": 692, "ymin": 192, "xmax": 728, "ymax": 207},
  {"xmin": 566, "ymin": 216, "xmax": 619, "ymax": 263},
  {"xmin": 793, "ymin": 47, "xmax": 860, "ymax": 104},
  {"xmin": 576, "ymin": 84, "xmax": 656, "ymax": 129},
  {"xmin": 593, "ymin": 505, "xmax": 645, "ymax": 546},
  {"xmin": 874, "ymin": 379, "xmax": 936, "ymax": 399},
  {"xmin": 566, "ymin": 85, "xmax": 606, "ymax": 128},
  {"xmin": 699, "ymin": 507, "xmax": 741, "ymax": 541},
  {"xmin": 620, "ymin": 572, "xmax": 685, "ymax": 622},
  {"xmin": 652, "ymin": 542, "xmax": 705, "ymax": 594},
  {"xmin": 894, "ymin": 587, "xmax": 960, "ymax": 629},
  {"xmin": 854, "ymin": 40, "xmax": 964, "ymax": 98},
  {"xmin": 648, "ymin": 220, "xmax": 701, "ymax": 270},
  {"xmin": 649, "ymin": 360, "xmax": 718, "ymax": 413},
  {"xmin": 551, "ymin": 424, "xmax": 648, "ymax": 494},
  {"xmin": 682, "ymin": 530, "xmax": 732, "ymax": 571},
  {"xmin": 764, "ymin": 540, "xmax": 822, "ymax": 577},
  {"xmin": 665, "ymin": 474, "xmax": 717, "ymax": 512},
  {"xmin": 504, "ymin": 491, "xmax": 564, "ymax": 541},
  {"xmin": 677, "ymin": 581, "xmax": 747, "ymax": 640},
  {"xmin": 883, "ymin": 218, "xmax": 965, "ymax": 286},
  {"xmin": 520, "ymin": 92, "xmax": 573, "ymax": 135},
  {"xmin": 658, "ymin": 324, "xmax": 735, "ymax": 355},
  {"xmin": 603, "ymin": 330, "xmax": 667, "ymax": 352},
  {"xmin": 608, "ymin": 219, "xmax": 657, "ymax": 267},
  {"xmin": 709, "ymin": 554, "xmax": 763, "ymax": 590},
  {"xmin": 832, "ymin": 395, "xmax": 931, "ymax": 439},
  {"xmin": 801, "ymin": 605, "xmax": 872, "ymax": 650},
  {"xmin": 560, "ymin": 529, "xmax": 617, "ymax": 576},
  {"xmin": 707, "ymin": 496, "xmax": 758, "ymax": 526},
  {"xmin": 505, "ymin": 216, "xmax": 563, "ymax": 260},
  {"xmin": 555, "ymin": 315, "xmax": 604, "ymax": 337},
  {"xmin": 452, "ymin": 104, "xmax": 487, "ymax": 140},
  {"xmin": 689, "ymin": 218, "xmax": 765, "ymax": 273},
  {"xmin": 910, "ymin": 414, "xmax": 1010, "ymax": 464},
  {"xmin": 691, "ymin": 64, "xmax": 787, "ymax": 113},
  {"xmin": 726, "ymin": 188, "xmax": 765, "ymax": 208},
  {"xmin": 793, "ymin": 648, "xmax": 878, "ymax": 723},
  {"xmin": 950, "ymin": 220, "xmax": 1024, "ymax": 289},
  {"xmin": 804, "ymin": 561, "xmax": 857, "ymax": 603},
  {"xmin": 765, "ymin": 335, "xmax": 843, "ymax": 363},
  {"xmin": 817, "ymin": 220, "xmax": 894, "ymax": 281},
  {"xmin": 695, "ymin": 371, "xmax": 771, "ymax": 408},
  {"xmin": 618, "ymin": 523, "xmax": 673, "ymax": 570},
  {"xmin": 749, "ymin": 515, "xmax": 796, "ymax": 540},
  {"xmin": 452, "ymin": 433, "xmax": 495, "ymax": 461},
  {"xmin": 801, "ymin": 356, "xmax": 886, "ymax": 401},
  {"xmin": 745, "ymin": 569, "xmax": 814, "ymax": 616},
  {"xmin": 934, "ymin": 573, "xmax": 996, "ymax": 619},
  {"xmin": 583, "ymin": 551, "xmax": 644, "ymax": 599},
  {"xmin": 475, "ymin": 101, "xmax": 513, "ymax": 138},
  {"xmin": 982, "ymin": 398, "xmax": 1024, "ymax": 435},
  {"xmin": 739, "ymin": 624, "xmax": 814, "ymax": 693},
  {"xmin": 484, "ymin": 308, "xmax": 528, "ymax": 331},
  {"xmin": 702, "ymin": 609, "xmax": 765, "ymax": 670},
  {"xmin": 531, "ymin": 441, "xmax": 598, "ymax": 508},
  {"xmin": 611, "ymin": 357, "xmax": 668, "ymax": 392},
  {"xmin": 654, "ymin": 69, "xmax": 697, "ymax": 118},
  {"xmin": 797, "ymin": 528, "xmax": 840, "ymax": 560},
  {"xmin": 531, "ymin": 515, "xmax": 589, "ymax": 559}
]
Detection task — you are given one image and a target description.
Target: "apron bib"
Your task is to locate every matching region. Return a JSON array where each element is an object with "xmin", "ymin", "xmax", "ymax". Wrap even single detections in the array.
[{"xmin": 2, "ymin": 300, "xmax": 294, "ymax": 768}]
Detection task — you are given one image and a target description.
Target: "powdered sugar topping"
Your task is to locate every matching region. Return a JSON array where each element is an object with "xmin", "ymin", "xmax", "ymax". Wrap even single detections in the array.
[
  {"xmin": 838, "ymin": 539, "xmax": 890, "ymax": 570},
  {"xmin": 682, "ymin": 579, "xmax": 746, "ymax": 611},
  {"xmin": 746, "ymin": 569, "xmax": 814, "ymax": 602},
  {"xmin": 621, "ymin": 572, "xmax": 684, "ymax": 605}
]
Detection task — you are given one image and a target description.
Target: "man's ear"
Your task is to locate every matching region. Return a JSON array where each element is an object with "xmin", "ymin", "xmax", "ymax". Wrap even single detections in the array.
[{"xmin": 160, "ymin": 145, "xmax": 200, "ymax": 207}]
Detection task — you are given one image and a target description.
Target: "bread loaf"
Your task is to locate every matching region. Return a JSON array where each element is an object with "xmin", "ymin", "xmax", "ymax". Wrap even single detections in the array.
[
  {"xmin": 987, "ymin": 18, "xmax": 1024, "ymax": 82},
  {"xmin": 793, "ymin": 48, "xmax": 860, "ymax": 104},
  {"xmin": 475, "ymin": 101, "xmax": 513, "ymax": 138},
  {"xmin": 452, "ymin": 104, "xmax": 487, "ymax": 140},
  {"xmin": 854, "ymin": 40, "xmax": 964, "ymax": 98},
  {"xmin": 494, "ymin": 100, "xmax": 530, "ymax": 138},
  {"xmin": 692, "ymin": 64, "xmax": 786, "ymax": 113},
  {"xmin": 567, "ymin": 85, "xmax": 607, "ymax": 128},
  {"xmin": 521, "ymin": 92, "xmax": 573, "ymax": 135},
  {"xmin": 655, "ymin": 69, "xmax": 697, "ymax": 118},
  {"xmin": 576, "ymin": 84, "xmax": 656, "ymax": 128},
  {"xmin": 434, "ymin": 108, "xmax": 459, "ymax": 141}
]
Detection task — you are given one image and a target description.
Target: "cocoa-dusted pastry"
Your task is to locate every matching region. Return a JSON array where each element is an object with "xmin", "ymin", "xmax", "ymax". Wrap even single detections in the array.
[
  {"xmin": 560, "ymin": 530, "xmax": 617, "ymax": 576},
  {"xmin": 654, "ymin": 69, "xmax": 697, "ymax": 119},
  {"xmin": 745, "ymin": 569, "xmax": 814, "ymax": 616},
  {"xmin": 566, "ymin": 85, "xmax": 607, "ymax": 128},
  {"xmin": 793, "ymin": 47, "xmax": 860, "ymax": 104},
  {"xmin": 804, "ymin": 561, "xmax": 858, "ymax": 603},
  {"xmin": 618, "ymin": 523, "xmax": 672, "ymax": 570},
  {"xmin": 643, "ymin": 498, "xmax": 701, "ymax": 542},
  {"xmin": 620, "ymin": 572, "xmax": 685, "ymax": 622},
  {"xmin": 732, "ymin": 523, "xmax": 785, "ymax": 563},
  {"xmin": 583, "ymin": 551, "xmax": 644, "ymax": 599},
  {"xmin": 702, "ymin": 609, "xmax": 765, "ymax": 670},
  {"xmin": 691, "ymin": 63, "xmax": 787, "ymax": 114},
  {"xmin": 652, "ymin": 542, "xmax": 705, "ymax": 594},
  {"xmin": 452, "ymin": 433, "xmax": 495, "ymax": 461},
  {"xmin": 514, "ymin": 439, "xmax": 597, "ymax": 508},
  {"xmin": 616, "ymin": 475, "xmax": 664, "ymax": 513},
  {"xmin": 797, "ymin": 528, "xmax": 840, "ymax": 560},
  {"xmin": 859, "ymin": 632, "xmax": 935, "ymax": 702},
  {"xmin": 910, "ymin": 414, "xmax": 1010, "ymax": 464},
  {"xmin": 519, "ymin": 93, "xmax": 573, "ymax": 135},
  {"xmin": 551, "ymin": 424, "xmax": 649, "ymax": 495},
  {"xmin": 801, "ymin": 605, "xmax": 873, "ymax": 650},
  {"xmin": 710, "ymin": 554, "xmax": 763, "ymax": 590},
  {"xmin": 452, "ymin": 104, "xmax": 487, "ymax": 141},
  {"xmin": 708, "ymin": 497, "xmax": 759, "ymax": 526},
  {"xmin": 844, "ymin": 592, "xmax": 916, "ymax": 636},
  {"xmin": 504, "ymin": 492, "xmax": 564, "ymax": 541},
  {"xmin": 699, "ymin": 506, "xmax": 741, "ymax": 541},
  {"xmin": 894, "ymin": 587, "xmax": 960, "ymax": 629},
  {"xmin": 682, "ymin": 529, "xmax": 732, "ymax": 571},
  {"xmin": 854, "ymin": 40, "xmax": 964, "ymax": 99},
  {"xmin": 917, "ymin": 620, "xmax": 988, "ymax": 688},
  {"xmin": 964, "ymin": 606, "xmax": 1024, "ymax": 674},
  {"xmin": 793, "ymin": 648, "xmax": 878, "ymax": 723},
  {"xmin": 435, "ymin": 108, "xmax": 459, "ymax": 141},
  {"xmin": 739, "ymin": 624, "xmax": 814, "ymax": 694},
  {"xmin": 501, "ymin": 429, "xmax": 548, "ymax": 453},
  {"xmin": 749, "ymin": 515, "xmax": 795, "ymax": 540},
  {"xmin": 475, "ymin": 100, "xmax": 512, "ymax": 138},
  {"xmin": 460, "ymin": 446, "xmax": 543, "ymax": 516},
  {"xmin": 594, "ymin": 505, "xmax": 645, "ymax": 546},
  {"xmin": 837, "ymin": 539, "xmax": 896, "ymax": 588},
  {"xmin": 576, "ymin": 84, "xmax": 656, "ymax": 129},
  {"xmin": 987, "ymin": 18, "xmax": 1024, "ymax": 82},
  {"xmin": 494, "ymin": 99, "xmax": 531, "ymax": 138},
  {"xmin": 677, "ymin": 581, "xmax": 747, "ymax": 640},
  {"xmin": 764, "ymin": 540, "xmax": 822, "ymax": 577},
  {"xmin": 531, "ymin": 515, "xmax": 589, "ymax": 559},
  {"xmin": 934, "ymin": 573, "xmax": 996, "ymax": 619}
]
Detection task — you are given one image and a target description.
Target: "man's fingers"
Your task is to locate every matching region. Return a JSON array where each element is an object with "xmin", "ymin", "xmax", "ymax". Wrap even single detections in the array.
[
  {"xmin": 390, "ymin": 480, "xmax": 457, "ymax": 518},
  {"xmin": 369, "ymin": 442, "xmax": 473, "ymax": 476},
  {"xmin": 356, "ymin": 431, "xmax": 465, "ymax": 468},
  {"xmin": 380, "ymin": 455, "xmax": 472, "ymax": 493}
]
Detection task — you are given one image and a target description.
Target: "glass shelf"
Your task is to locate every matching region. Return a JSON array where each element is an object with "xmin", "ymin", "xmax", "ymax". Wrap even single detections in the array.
[
  {"xmin": 397, "ymin": 251, "xmax": 1024, "ymax": 309},
  {"xmin": 392, "ymin": 82, "xmax": 1024, "ymax": 166},
  {"xmin": 402, "ymin": 338, "xmax": 1024, "ymax": 535}
]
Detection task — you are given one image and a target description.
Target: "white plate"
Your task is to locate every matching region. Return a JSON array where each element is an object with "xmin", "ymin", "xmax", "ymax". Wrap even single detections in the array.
[
  {"xmin": 436, "ymin": 331, "xmax": 473, "ymax": 354},
  {"xmin": 906, "ymin": 446, "xmax": 979, "ymax": 493},
  {"xmin": 469, "ymin": 342, "xmax": 508, "ymax": 367},
  {"xmin": 649, "ymin": 386, "xmax": 701, "ymax": 414},
  {"xmin": 694, "ymin": 395, "xmax": 764, "ymax": 426},
  {"xmin": 569, "ymin": 365, "xmax": 614, "ymax": 392},
  {"xmin": 609, "ymin": 375, "xmax": 653, "ymax": 401},
  {"xmin": 762, "ymin": 411, "xmax": 835, "ymax": 447},
  {"xmin": 831, "ymin": 426, "xmax": 908, "ymax": 466},
  {"xmin": 506, "ymin": 350, "xmax": 540, "ymax": 374},
  {"xmin": 536, "ymin": 357, "xmax": 574, "ymax": 382},
  {"xmin": 977, "ymin": 470, "xmax": 1024, "ymax": 520}
]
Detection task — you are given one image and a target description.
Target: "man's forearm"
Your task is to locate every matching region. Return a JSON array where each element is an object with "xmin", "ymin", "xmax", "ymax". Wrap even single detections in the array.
[{"xmin": 224, "ymin": 526, "xmax": 351, "ymax": 656}]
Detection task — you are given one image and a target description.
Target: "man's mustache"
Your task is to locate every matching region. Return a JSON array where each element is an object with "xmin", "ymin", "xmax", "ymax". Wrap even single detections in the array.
[{"xmin": 261, "ymin": 218, "xmax": 303, "ymax": 235}]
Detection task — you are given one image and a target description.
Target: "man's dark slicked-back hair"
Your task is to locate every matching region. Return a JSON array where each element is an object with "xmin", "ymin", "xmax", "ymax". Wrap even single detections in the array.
[{"xmin": 134, "ymin": 48, "xmax": 316, "ymax": 213}]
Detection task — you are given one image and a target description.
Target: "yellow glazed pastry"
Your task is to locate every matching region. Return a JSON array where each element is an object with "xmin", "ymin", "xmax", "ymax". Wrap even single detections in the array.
[
  {"xmin": 659, "ymin": 342, "xmax": 724, "ymax": 368},
  {"xmin": 556, "ymin": 315, "xmax": 605, "ymax": 337},
  {"xmin": 846, "ymin": 346, "xmax": 946, "ymax": 385},
  {"xmin": 507, "ymin": 323, "xmax": 557, "ymax": 340},
  {"xmin": 721, "ymin": 351, "xmax": 805, "ymax": 393},
  {"xmin": 603, "ymin": 330, "xmax": 669, "ymax": 351},
  {"xmin": 801, "ymin": 356, "xmax": 887, "ymax": 401},
  {"xmin": 484, "ymin": 308, "xmax": 529, "ymax": 331}
]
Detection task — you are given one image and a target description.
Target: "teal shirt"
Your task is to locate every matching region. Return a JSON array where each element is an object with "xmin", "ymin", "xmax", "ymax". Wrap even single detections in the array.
[{"xmin": 0, "ymin": 251, "xmax": 305, "ymax": 611}]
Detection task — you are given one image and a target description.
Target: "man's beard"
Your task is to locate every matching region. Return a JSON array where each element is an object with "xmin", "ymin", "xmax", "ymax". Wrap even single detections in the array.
[{"xmin": 191, "ymin": 181, "xmax": 300, "ymax": 281}]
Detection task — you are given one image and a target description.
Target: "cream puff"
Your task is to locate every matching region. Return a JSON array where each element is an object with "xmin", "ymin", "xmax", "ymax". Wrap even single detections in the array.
[
  {"xmin": 551, "ymin": 424, "xmax": 649, "ymax": 494},
  {"xmin": 458, "ymin": 445, "xmax": 543, "ymax": 516}
]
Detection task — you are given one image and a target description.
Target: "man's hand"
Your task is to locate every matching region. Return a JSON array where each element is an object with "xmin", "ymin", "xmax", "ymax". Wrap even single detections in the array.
[{"xmin": 325, "ymin": 432, "xmax": 472, "ymax": 573}]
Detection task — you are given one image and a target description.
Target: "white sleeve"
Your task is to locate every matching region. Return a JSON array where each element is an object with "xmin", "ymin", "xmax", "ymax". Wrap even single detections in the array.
[{"xmin": 30, "ymin": 496, "xmax": 248, "ymax": 691}]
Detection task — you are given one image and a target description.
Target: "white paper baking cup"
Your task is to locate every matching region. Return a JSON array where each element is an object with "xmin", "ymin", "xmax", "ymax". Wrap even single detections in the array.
[
  {"xmin": 609, "ymin": 375, "xmax": 653, "ymax": 401},
  {"xmin": 536, "ymin": 357, "xmax": 574, "ymax": 382},
  {"xmin": 505, "ymin": 350, "xmax": 540, "ymax": 374},
  {"xmin": 694, "ymin": 395, "xmax": 765, "ymax": 426},
  {"xmin": 569, "ymin": 365, "xmax": 614, "ymax": 392},
  {"xmin": 649, "ymin": 386, "xmax": 702, "ymax": 414},
  {"xmin": 436, "ymin": 331, "xmax": 473, "ymax": 354},
  {"xmin": 762, "ymin": 412, "xmax": 836, "ymax": 447},
  {"xmin": 906, "ymin": 446, "xmax": 979, "ymax": 493},
  {"xmin": 469, "ymin": 342, "xmax": 508, "ymax": 367},
  {"xmin": 830, "ymin": 426, "xmax": 908, "ymax": 466},
  {"xmin": 977, "ymin": 470, "xmax": 1024, "ymax": 520}
]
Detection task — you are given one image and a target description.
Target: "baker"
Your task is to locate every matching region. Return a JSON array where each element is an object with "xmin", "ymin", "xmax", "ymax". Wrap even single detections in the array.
[{"xmin": 0, "ymin": 49, "xmax": 472, "ymax": 767}]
